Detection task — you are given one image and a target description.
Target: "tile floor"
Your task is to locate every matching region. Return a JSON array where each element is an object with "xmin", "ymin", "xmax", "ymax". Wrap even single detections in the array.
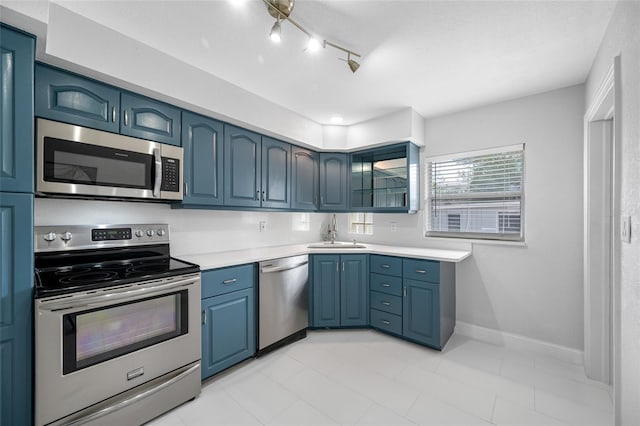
[{"xmin": 149, "ymin": 330, "xmax": 613, "ymax": 426}]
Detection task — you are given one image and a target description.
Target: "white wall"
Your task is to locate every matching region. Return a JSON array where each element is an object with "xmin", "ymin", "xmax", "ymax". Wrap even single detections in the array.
[
  {"xmin": 585, "ymin": 2, "xmax": 640, "ymax": 424},
  {"xmin": 35, "ymin": 199, "xmax": 329, "ymax": 257},
  {"xmin": 339, "ymin": 85, "xmax": 586, "ymax": 351}
]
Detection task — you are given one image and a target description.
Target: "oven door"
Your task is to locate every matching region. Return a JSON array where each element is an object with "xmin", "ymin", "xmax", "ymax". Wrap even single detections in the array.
[
  {"xmin": 36, "ymin": 118, "xmax": 183, "ymax": 200},
  {"xmin": 34, "ymin": 273, "xmax": 200, "ymax": 426}
]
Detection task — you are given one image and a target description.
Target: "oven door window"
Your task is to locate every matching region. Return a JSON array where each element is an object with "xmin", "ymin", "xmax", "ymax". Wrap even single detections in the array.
[
  {"xmin": 62, "ymin": 290, "xmax": 188, "ymax": 374},
  {"xmin": 44, "ymin": 137, "xmax": 153, "ymax": 189}
]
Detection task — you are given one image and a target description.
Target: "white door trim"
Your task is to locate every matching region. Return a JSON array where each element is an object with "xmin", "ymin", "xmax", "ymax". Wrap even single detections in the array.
[{"xmin": 583, "ymin": 56, "xmax": 621, "ymax": 392}]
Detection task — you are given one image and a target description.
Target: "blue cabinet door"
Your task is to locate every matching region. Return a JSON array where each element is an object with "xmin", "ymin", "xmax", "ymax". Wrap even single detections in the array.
[
  {"xmin": 35, "ymin": 64, "xmax": 120, "ymax": 133},
  {"xmin": 340, "ymin": 254, "xmax": 369, "ymax": 326},
  {"xmin": 312, "ymin": 255, "xmax": 340, "ymax": 327},
  {"xmin": 120, "ymin": 92, "xmax": 181, "ymax": 146},
  {"xmin": 0, "ymin": 192, "xmax": 33, "ymax": 426},
  {"xmin": 224, "ymin": 125, "xmax": 261, "ymax": 207},
  {"xmin": 201, "ymin": 288, "xmax": 255, "ymax": 379},
  {"xmin": 291, "ymin": 147, "xmax": 318, "ymax": 210},
  {"xmin": 261, "ymin": 137, "xmax": 291, "ymax": 209},
  {"xmin": 319, "ymin": 153, "xmax": 348, "ymax": 210},
  {"xmin": 181, "ymin": 112, "xmax": 224, "ymax": 206},
  {"xmin": 402, "ymin": 279, "xmax": 440, "ymax": 348},
  {"xmin": 1, "ymin": 26, "xmax": 34, "ymax": 194}
]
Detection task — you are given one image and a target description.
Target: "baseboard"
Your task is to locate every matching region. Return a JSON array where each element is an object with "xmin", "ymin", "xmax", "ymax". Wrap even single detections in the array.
[{"xmin": 454, "ymin": 321, "xmax": 584, "ymax": 365}]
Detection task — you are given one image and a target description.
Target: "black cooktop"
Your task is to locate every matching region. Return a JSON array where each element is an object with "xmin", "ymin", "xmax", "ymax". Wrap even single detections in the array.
[{"xmin": 34, "ymin": 244, "xmax": 199, "ymax": 298}]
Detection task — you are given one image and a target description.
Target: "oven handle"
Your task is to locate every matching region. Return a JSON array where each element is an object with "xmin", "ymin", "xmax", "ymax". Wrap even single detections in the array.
[
  {"xmin": 65, "ymin": 362, "xmax": 200, "ymax": 426},
  {"xmin": 38, "ymin": 276, "xmax": 199, "ymax": 312}
]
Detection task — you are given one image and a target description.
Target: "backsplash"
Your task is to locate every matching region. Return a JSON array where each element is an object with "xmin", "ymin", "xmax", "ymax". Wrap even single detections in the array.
[{"xmin": 35, "ymin": 198, "xmax": 328, "ymax": 256}]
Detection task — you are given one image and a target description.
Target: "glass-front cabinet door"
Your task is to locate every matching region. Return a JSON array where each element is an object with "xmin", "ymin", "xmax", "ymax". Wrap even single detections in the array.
[{"xmin": 350, "ymin": 142, "xmax": 419, "ymax": 212}]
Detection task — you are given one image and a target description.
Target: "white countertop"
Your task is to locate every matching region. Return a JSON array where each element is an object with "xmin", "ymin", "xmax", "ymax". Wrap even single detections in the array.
[{"xmin": 178, "ymin": 242, "xmax": 471, "ymax": 271}]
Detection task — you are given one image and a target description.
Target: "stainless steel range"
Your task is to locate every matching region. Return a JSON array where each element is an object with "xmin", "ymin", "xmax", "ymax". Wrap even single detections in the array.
[{"xmin": 34, "ymin": 224, "xmax": 201, "ymax": 426}]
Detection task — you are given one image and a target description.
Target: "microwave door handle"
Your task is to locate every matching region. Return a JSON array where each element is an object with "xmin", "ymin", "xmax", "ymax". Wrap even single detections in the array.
[{"xmin": 153, "ymin": 148, "xmax": 162, "ymax": 197}]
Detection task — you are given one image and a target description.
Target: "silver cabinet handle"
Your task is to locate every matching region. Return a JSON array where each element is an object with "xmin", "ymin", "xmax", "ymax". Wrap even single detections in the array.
[
  {"xmin": 381, "ymin": 264, "xmax": 391, "ymax": 269},
  {"xmin": 222, "ymin": 278, "xmax": 237, "ymax": 285},
  {"xmin": 202, "ymin": 309, "xmax": 206, "ymax": 325},
  {"xmin": 262, "ymin": 191, "xmax": 265, "ymax": 202},
  {"xmin": 124, "ymin": 110, "xmax": 129, "ymax": 126},
  {"xmin": 415, "ymin": 269, "xmax": 427, "ymax": 274},
  {"xmin": 381, "ymin": 301, "xmax": 391, "ymax": 306},
  {"xmin": 381, "ymin": 320, "xmax": 390, "ymax": 325},
  {"xmin": 256, "ymin": 190, "xmax": 260, "ymax": 201},
  {"xmin": 381, "ymin": 283, "xmax": 391, "ymax": 287},
  {"xmin": 184, "ymin": 181, "xmax": 189, "ymax": 196},
  {"xmin": 153, "ymin": 148, "xmax": 162, "ymax": 198},
  {"xmin": 342, "ymin": 262, "xmax": 345, "ymax": 272},
  {"xmin": 111, "ymin": 106, "xmax": 116, "ymax": 122},
  {"xmin": 403, "ymin": 286, "xmax": 407, "ymax": 297},
  {"xmin": 336, "ymin": 262, "xmax": 338, "ymax": 273}
]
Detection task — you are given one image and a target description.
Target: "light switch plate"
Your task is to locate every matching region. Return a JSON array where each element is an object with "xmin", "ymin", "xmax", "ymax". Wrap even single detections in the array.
[
  {"xmin": 390, "ymin": 222, "xmax": 397, "ymax": 232},
  {"xmin": 259, "ymin": 221, "xmax": 267, "ymax": 232},
  {"xmin": 621, "ymin": 215, "xmax": 631, "ymax": 243}
]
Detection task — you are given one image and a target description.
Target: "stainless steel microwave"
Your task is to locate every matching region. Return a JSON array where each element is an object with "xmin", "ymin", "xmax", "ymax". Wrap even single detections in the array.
[{"xmin": 36, "ymin": 118, "xmax": 183, "ymax": 201}]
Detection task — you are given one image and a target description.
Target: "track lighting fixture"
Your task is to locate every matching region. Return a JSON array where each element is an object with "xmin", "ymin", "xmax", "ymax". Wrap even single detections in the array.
[{"xmin": 260, "ymin": 0, "xmax": 362, "ymax": 73}]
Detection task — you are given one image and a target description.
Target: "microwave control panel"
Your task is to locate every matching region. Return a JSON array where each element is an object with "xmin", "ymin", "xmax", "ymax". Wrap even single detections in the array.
[{"xmin": 161, "ymin": 157, "xmax": 180, "ymax": 192}]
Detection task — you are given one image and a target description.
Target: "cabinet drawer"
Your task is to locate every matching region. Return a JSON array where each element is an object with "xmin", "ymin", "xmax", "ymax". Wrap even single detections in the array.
[
  {"xmin": 370, "ymin": 273, "xmax": 402, "ymax": 296},
  {"xmin": 370, "ymin": 309, "xmax": 402, "ymax": 335},
  {"xmin": 403, "ymin": 258, "xmax": 440, "ymax": 283},
  {"xmin": 370, "ymin": 291, "xmax": 402, "ymax": 316},
  {"xmin": 370, "ymin": 255, "xmax": 402, "ymax": 277},
  {"xmin": 202, "ymin": 264, "xmax": 254, "ymax": 298}
]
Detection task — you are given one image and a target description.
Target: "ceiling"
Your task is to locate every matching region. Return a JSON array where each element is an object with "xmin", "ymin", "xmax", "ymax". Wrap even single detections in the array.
[{"xmin": 18, "ymin": 1, "xmax": 619, "ymax": 125}]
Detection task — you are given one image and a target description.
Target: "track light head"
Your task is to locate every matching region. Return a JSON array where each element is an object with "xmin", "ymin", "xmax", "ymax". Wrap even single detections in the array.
[
  {"xmin": 347, "ymin": 53, "xmax": 360, "ymax": 73},
  {"xmin": 270, "ymin": 19, "xmax": 282, "ymax": 43}
]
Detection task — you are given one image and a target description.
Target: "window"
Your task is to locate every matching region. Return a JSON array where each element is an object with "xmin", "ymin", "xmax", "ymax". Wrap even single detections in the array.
[
  {"xmin": 426, "ymin": 144, "xmax": 524, "ymax": 241},
  {"xmin": 349, "ymin": 212, "xmax": 373, "ymax": 235}
]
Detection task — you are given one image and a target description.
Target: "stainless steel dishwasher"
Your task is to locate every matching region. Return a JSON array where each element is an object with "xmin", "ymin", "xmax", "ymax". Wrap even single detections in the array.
[{"xmin": 258, "ymin": 254, "xmax": 309, "ymax": 354}]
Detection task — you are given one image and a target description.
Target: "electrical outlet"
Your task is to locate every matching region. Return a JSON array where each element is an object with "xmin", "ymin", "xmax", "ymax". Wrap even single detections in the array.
[
  {"xmin": 259, "ymin": 221, "xmax": 267, "ymax": 232},
  {"xmin": 390, "ymin": 222, "xmax": 397, "ymax": 232},
  {"xmin": 621, "ymin": 215, "xmax": 631, "ymax": 243}
]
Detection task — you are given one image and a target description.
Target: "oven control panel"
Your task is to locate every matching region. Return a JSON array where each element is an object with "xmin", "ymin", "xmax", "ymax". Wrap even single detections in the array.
[
  {"xmin": 35, "ymin": 224, "xmax": 170, "ymax": 252},
  {"xmin": 92, "ymin": 228, "xmax": 132, "ymax": 241}
]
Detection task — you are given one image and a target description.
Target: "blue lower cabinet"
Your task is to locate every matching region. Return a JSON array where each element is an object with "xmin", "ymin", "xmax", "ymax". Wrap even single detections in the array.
[
  {"xmin": 201, "ymin": 264, "xmax": 255, "ymax": 380},
  {"xmin": 312, "ymin": 255, "xmax": 340, "ymax": 327},
  {"xmin": 311, "ymin": 254, "xmax": 368, "ymax": 327},
  {"xmin": 340, "ymin": 255, "xmax": 369, "ymax": 326},
  {"xmin": 0, "ymin": 192, "xmax": 34, "ymax": 426},
  {"xmin": 402, "ymin": 279, "xmax": 440, "ymax": 348}
]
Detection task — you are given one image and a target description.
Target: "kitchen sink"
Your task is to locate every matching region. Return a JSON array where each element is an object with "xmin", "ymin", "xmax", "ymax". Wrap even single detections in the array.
[{"xmin": 307, "ymin": 242, "xmax": 367, "ymax": 249}]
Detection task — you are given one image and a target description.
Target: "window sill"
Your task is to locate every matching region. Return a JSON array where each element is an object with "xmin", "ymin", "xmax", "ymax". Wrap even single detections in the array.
[{"xmin": 423, "ymin": 236, "xmax": 527, "ymax": 248}]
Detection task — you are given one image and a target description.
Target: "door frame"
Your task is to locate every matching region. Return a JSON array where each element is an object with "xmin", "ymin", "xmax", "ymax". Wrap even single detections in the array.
[{"xmin": 583, "ymin": 56, "xmax": 621, "ymax": 392}]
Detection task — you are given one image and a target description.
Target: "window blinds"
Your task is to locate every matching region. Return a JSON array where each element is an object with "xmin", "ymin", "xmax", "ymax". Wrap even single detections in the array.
[{"xmin": 426, "ymin": 144, "xmax": 524, "ymax": 241}]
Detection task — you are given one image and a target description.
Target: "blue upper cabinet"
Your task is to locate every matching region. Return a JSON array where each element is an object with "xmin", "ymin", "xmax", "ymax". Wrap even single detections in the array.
[
  {"xmin": 291, "ymin": 147, "xmax": 318, "ymax": 210},
  {"xmin": 120, "ymin": 92, "xmax": 181, "ymax": 146},
  {"xmin": 319, "ymin": 152, "xmax": 348, "ymax": 211},
  {"xmin": 181, "ymin": 112, "xmax": 224, "ymax": 206},
  {"xmin": 261, "ymin": 137, "xmax": 291, "ymax": 209},
  {"xmin": 1, "ymin": 26, "xmax": 34, "ymax": 194},
  {"xmin": 224, "ymin": 125, "xmax": 261, "ymax": 207},
  {"xmin": 35, "ymin": 64, "xmax": 120, "ymax": 133},
  {"xmin": 0, "ymin": 192, "xmax": 34, "ymax": 426},
  {"xmin": 350, "ymin": 142, "xmax": 420, "ymax": 213}
]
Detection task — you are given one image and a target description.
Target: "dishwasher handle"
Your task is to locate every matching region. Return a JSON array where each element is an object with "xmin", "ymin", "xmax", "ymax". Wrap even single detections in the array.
[{"xmin": 261, "ymin": 260, "xmax": 308, "ymax": 274}]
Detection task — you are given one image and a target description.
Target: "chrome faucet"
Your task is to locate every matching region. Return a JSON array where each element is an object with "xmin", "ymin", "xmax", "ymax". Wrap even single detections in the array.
[{"xmin": 329, "ymin": 214, "xmax": 337, "ymax": 243}]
